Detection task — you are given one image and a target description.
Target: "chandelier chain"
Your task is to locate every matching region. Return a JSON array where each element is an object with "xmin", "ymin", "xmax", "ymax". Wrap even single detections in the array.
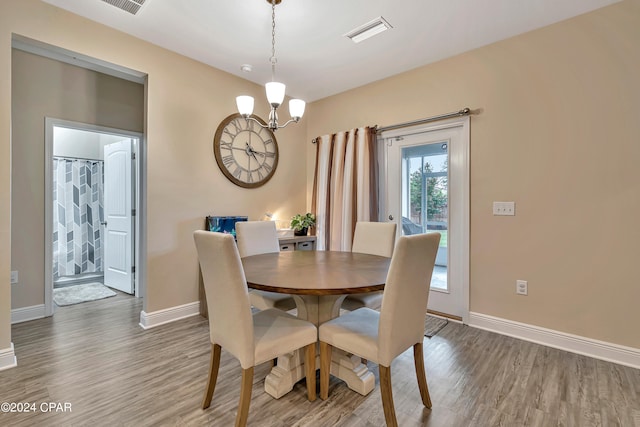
[{"xmin": 271, "ymin": 0, "xmax": 276, "ymax": 81}]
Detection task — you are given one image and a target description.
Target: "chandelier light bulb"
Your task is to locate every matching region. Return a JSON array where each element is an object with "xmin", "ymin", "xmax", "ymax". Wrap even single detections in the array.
[
  {"xmin": 236, "ymin": 96, "xmax": 255, "ymax": 117},
  {"xmin": 289, "ymin": 99, "xmax": 305, "ymax": 120},
  {"xmin": 265, "ymin": 82, "xmax": 286, "ymax": 107}
]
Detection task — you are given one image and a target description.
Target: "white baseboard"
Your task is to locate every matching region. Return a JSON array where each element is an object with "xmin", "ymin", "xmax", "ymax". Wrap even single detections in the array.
[
  {"xmin": 469, "ymin": 312, "xmax": 640, "ymax": 369},
  {"xmin": 11, "ymin": 304, "xmax": 46, "ymax": 324},
  {"xmin": 0, "ymin": 343, "xmax": 17, "ymax": 371},
  {"xmin": 139, "ymin": 301, "xmax": 200, "ymax": 330}
]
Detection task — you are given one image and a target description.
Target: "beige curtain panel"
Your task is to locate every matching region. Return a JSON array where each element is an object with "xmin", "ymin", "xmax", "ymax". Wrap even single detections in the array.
[{"xmin": 312, "ymin": 127, "xmax": 378, "ymax": 251}]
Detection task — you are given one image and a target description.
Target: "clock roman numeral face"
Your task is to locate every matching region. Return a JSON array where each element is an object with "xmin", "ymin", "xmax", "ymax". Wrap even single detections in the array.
[{"xmin": 213, "ymin": 114, "xmax": 279, "ymax": 188}]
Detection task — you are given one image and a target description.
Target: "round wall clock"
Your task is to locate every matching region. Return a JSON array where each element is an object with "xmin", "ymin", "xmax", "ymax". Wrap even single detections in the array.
[{"xmin": 213, "ymin": 113, "xmax": 279, "ymax": 188}]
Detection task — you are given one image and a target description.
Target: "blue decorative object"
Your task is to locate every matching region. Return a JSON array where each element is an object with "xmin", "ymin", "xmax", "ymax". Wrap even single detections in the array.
[{"xmin": 205, "ymin": 216, "xmax": 248, "ymax": 237}]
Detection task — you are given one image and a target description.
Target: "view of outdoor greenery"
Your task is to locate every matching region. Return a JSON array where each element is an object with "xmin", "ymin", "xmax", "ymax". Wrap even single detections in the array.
[{"xmin": 410, "ymin": 162, "xmax": 448, "ymax": 222}]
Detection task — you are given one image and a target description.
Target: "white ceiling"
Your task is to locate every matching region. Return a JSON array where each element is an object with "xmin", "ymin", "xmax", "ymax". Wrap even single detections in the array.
[{"xmin": 42, "ymin": 0, "xmax": 620, "ymax": 102}]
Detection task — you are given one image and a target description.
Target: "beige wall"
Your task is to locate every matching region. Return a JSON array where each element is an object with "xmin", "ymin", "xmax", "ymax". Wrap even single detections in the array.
[
  {"xmin": 2, "ymin": 0, "xmax": 637, "ymax": 354},
  {"xmin": 1, "ymin": 0, "xmax": 307, "ymax": 350},
  {"xmin": 11, "ymin": 49, "xmax": 144, "ymax": 309},
  {"xmin": 307, "ymin": 0, "xmax": 640, "ymax": 348}
]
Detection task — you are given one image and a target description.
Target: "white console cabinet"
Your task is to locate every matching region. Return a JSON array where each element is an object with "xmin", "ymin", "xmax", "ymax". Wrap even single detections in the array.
[{"xmin": 278, "ymin": 235, "xmax": 316, "ymax": 251}]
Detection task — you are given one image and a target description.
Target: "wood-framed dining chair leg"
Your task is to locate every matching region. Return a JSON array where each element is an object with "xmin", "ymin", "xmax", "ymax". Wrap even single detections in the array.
[
  {"xmin": 235, "ymin": 366, "xmax": 254, "ymax": 427},
  {"xmin": 413, "ymin": 342, "xmax": 432, "ymax": 408},
  {"xmin": 202, "ymin": 343, "xmax": 221, "ymax": 409},
  {"xmin": 319, "ymin": 341, "xmax": 332, "ymax": 400},
  {"xmin": 304, "ymin": 343, "xmax": 317, "ymax": 401},
  {"xmin": 379, "ymin": 365, "xmax": 398, "ymax": 427}
]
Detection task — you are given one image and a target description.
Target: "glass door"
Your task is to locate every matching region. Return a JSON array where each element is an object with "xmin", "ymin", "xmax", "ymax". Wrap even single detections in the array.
[
  {"xmin": 401, "ymin": 142, "xmax": 449, "ymax": 291},
  {"xmin": 384, "ymin": 119, "xmax": 469, "ymax": 321}
]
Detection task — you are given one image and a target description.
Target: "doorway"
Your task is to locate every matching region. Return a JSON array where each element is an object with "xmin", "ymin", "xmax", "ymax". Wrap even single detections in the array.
[
  {"xmin": 45, "ymin": 119, "xmax": 142, "ymax": 315},
  {"xmin": 382, "ymin": 117, "xmax": 469, "ymax": 322}
]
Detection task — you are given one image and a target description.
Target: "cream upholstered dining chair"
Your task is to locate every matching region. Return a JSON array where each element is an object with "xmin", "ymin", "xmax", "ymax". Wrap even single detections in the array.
[
  {"xmin": 193, "ymin": 230, "xmax": 317, "ymax": 427},
  {"xmin": 235, "ymin": 221, "xmax": 296, "ymax": 312},
  {"xmin": 341, "ymin": 221, "xmax": 397, "ymax": 311},
  {"xmin": 319, "ymin": 232, "xmax": 441, "ymax": 427}
]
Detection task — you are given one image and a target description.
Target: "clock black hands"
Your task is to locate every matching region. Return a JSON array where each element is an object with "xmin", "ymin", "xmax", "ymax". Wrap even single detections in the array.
[{"xmin": 245, "ymin": 142, "xmax": 260, "ymax": 163}]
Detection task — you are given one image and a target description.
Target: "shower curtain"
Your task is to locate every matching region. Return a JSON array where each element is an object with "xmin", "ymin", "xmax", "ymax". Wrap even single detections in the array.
[{"xmin": 52, "ymin": 157, "xmax": 104, "ymax": 279}]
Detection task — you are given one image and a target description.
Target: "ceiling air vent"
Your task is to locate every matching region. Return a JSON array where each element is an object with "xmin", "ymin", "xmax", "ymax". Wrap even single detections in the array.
[
  {"xmin": 100, "ymin": 0, "xmax": 146, "ymax": 15},
  {"xmin": 345, "ymin": 16, "xmax": 393, "ymax": 44}
]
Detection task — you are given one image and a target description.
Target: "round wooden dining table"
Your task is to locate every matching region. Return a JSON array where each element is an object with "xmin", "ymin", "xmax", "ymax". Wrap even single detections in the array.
[{"xmin": 242, "ymin": 250, "xmax": 391, "ymax": 399}]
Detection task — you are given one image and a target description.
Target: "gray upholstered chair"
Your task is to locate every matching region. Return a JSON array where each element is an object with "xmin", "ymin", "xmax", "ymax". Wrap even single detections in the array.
[
  {"xmin": 193, "ymin": 230, "xmax": 317, "ymax": 427},
  {"xmin": 235, "ymin": 221, "xmax": 296, "ymax": 312},
  {"xmin": 319, "ymin": 232, "xmax": 441, "ymax": 427},
  {"xmin": 342, "ymin": 221, "xmax": 397, "ymax": 311}
]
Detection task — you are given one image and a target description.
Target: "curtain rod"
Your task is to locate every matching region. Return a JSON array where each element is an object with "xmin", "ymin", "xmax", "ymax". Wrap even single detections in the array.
[
  {"xmin": 375, "ymin": 107, "xmax": 471, "ymax": 133},
  {"xmin": 311, "ymin": 107, "xmax": 471, "ymax": 143},
  {"xmin": 54, "ymin": 155, "xmax": 103, "ymax": 162}
]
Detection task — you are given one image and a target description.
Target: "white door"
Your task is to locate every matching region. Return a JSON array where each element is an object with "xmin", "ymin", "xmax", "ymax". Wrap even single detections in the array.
[
  {"xmin": 385, "ymin": 119, "xmax": 469, "ymax": 321},
  {"xmin": 103, "ymin": 139, "xmax": 134, "ymax": 294}
]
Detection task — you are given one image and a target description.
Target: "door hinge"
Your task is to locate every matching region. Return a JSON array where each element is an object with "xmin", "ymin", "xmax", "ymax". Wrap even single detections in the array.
[
  {"xmin": 131, "ymin": 266, "xmax": 136, "ymax": 274},
  {"xmin": 132, "ymin": 209, "xmax": 136, "ymax": 216},
  {"xmin": 131, "ymin": 152, "xmax": 136, "ymax": 160}
]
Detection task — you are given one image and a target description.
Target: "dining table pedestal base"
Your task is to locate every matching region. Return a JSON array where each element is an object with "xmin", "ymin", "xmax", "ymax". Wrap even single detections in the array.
[
  {"xmin": 264, "ymin": 350, "xmax": 308, "ymax": 399},
  {"xmin": 263, "ymin": 294, "xmax": 376, "ymax": 399},
  {"xmin": 328, "ymin": 352, "xmax": 375, "ymax": 396}
]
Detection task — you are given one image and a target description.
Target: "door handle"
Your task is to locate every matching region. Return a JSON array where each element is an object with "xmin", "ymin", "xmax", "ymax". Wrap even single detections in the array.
[{"xmin": 101, "ymin": 221, "xmax": 107, "ymax": 227}]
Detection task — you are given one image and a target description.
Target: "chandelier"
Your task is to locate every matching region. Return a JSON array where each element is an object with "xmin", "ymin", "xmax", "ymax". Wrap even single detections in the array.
[{"xmin": 236, "ymin": 0, "xmax": 305, "ymax": 131}]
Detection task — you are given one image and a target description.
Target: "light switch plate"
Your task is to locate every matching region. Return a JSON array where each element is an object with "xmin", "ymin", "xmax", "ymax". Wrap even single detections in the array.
[
  {"xmin": 493, "ymin": 201, "xmax": 515, "ymax": 216},
  {"xmin": 11, "ymin": 270, "xmax": 18, "ymax": 284}
]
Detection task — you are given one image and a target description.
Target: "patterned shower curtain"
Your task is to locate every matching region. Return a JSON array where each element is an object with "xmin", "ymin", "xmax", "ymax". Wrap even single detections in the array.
[{"xmin": 53, "ymin": 158, "xmax": 104, "ymax": 279}]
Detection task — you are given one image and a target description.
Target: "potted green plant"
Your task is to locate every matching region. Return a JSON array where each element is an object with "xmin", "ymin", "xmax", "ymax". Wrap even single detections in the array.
[{"xmin": 290, "ymin": 213, "xmax": 316, "ymax": 236}]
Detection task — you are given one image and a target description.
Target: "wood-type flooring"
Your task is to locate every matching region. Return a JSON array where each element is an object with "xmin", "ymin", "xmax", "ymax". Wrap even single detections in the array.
[{"xmin": 1, "ymin": 294, "xmax": 639, "ymax": 426}]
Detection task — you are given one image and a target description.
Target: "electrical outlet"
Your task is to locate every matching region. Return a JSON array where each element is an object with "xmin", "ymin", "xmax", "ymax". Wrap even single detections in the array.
[
  {"xmin": 516, "ymin": 280, "xmax": 527, "ymax": 295},
  {"xmin": 493, "ymin": 201, "xmax": 515, "ymax": 216},
  {"xmin": 11, "ymin": 270, "xmax": 18, "ymax": 284}
]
